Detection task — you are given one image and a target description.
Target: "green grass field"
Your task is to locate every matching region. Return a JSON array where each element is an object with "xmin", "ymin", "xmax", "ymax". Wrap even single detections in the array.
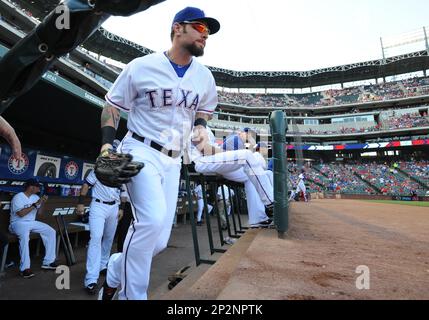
[{"xmin": 363, "ymin": 200, "xmax": 429, "ymax": 207}]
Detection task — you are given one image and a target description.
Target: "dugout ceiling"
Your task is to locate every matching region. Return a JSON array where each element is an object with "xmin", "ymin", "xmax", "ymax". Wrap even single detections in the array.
[{"xmin": 2, "ymin": 78, "xmax": 127, "ymax": 160}]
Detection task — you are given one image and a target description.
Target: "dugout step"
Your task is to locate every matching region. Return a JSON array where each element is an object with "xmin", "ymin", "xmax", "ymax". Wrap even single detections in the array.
[{"xmin": 159, "ymin": 229, "xmax": 259, "ymax": 300}]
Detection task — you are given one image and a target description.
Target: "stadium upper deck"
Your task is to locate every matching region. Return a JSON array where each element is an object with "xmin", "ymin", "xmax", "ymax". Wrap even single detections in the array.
[
  {"xmin": 0, "ymin": 0, "xmax": 427, "ymax": 197},
  {"xmin": 1, "ymin": 0, "xmax": 428, "ymax": 148},
  {"xmin": 7, "ymin": 0, "xmax": 429, "ymax": 89}
]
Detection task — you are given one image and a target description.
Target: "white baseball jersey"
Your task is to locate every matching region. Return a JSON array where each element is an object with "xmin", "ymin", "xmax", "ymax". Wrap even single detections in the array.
[
  {"xmin": 10, "ymin": 192, "xmax": 40, "ymax": 224},
  {"xmin": 85, "ymin": 170, "xmax": 120, "ymax": 203},
  {"xmin": 106, "ymin": 52, "xmax": 218, "ymax": 157},
  {"xmin": 194, "ymin": 184, "xmax": 203, "ymax": 199}
]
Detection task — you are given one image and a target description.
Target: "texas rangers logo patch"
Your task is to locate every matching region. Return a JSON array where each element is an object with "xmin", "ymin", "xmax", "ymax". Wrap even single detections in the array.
[
  {"xmin": 65, "ymin": 161, "xmax": 79, "ymax": 180},
  {"xmin": 8, "ymin": 153, "xmax": 29, "ymax": 175}
]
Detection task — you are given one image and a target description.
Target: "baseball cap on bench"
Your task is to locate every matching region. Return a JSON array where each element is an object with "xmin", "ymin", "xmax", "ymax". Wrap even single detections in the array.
[{"xmin": 172, "ymin": 7, "xmax": 220, "ymax": 35}]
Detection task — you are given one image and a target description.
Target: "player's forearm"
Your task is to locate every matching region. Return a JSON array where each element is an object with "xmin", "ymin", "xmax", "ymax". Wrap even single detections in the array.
[
  {"xmin": 193, "ymin": 112, "xmax": 217, "ymax": 154},
  {"xmin": 17, "ymin": 205, "xmax": 37, "ymax": 217},
  {"xmin": 100, "ymin": 104, "xmax": 120, "ymax": 153},
  {"xmin": 79, "ymin": 184, "xmax": 89, "ymax": 198},
  {"xmin": 77, "ymin": 184, "xmax": 89, "ymax": 213}
]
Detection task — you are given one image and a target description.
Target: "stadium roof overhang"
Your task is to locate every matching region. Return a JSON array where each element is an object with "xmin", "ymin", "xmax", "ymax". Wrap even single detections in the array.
[
  {"xmin": 10, "ymin": 0, "xmax": 429, "ymax": 89},
  {"xmin": 82, "ymin": 29, "xmax": 429, "ymax": 89},
  {"xmin": 210, "ymin": 51, "xmax": 429, "ymax": 89}
]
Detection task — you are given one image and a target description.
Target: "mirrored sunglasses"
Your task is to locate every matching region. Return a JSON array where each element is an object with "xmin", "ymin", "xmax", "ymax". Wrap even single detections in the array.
[{"xmin": 182, "ymin": 21, "xmax": 210, "ymax": 35}]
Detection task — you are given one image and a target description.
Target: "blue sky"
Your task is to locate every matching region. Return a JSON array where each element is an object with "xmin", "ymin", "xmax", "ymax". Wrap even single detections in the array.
[{"xmin": 102, "ymin": 0, "xmax": 429, "ymax": 71}]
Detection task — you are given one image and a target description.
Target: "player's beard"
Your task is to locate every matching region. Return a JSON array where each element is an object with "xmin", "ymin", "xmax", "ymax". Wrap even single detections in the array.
[{"xmin": 184, "ymin": 42, "xmax": 204, "ymax": 57}]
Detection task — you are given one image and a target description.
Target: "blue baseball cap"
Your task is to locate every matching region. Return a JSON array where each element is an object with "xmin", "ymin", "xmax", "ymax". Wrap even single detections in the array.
[
  {"xmin": 243, "ymin": 127, "xmax": 256, "ymax": 136},
  {"xmin": 172, "ymin": 7, "xmax": 220, "ymax": 35}
]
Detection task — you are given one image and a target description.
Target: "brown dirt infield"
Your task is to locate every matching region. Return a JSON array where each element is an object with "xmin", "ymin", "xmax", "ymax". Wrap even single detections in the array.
[{"xmin": 217, "ymin": 199, "xmax": 429, "ymax": 300}]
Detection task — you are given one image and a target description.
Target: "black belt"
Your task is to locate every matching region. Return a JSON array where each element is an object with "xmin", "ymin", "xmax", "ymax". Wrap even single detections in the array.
[
  {"xmin": 95, "ymin": 199, "xmax": 116, "ymax": 205},
  {"xmin": 131, "ymin": 132, "xmax": 180, "ymax": 158}
]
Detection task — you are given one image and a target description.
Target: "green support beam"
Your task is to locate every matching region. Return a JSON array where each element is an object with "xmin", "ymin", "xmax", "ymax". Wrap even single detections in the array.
[{"xmin": 269, "ymin": 111, "xmax": 289, "ymax": 238}]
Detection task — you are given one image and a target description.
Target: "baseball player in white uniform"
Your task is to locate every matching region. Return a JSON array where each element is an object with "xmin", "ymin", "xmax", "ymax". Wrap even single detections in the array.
[
  {"xmin": 289, "ymin": 170, "xmax": 308, "ymax": 202},
  {"xmin": 254, "ymin": 142, "xmax": 273, "ymax": 185},
  {"xmin": 193, "ymin": 184, "xmax": 213, "ymax": 225},
  {"xmin": 192, "ymin": 128, "xmax": 274, "ymax": 207},
  {"xmin": 77, "ymin": 169, "xmax": 124, "ymax": 294},
  {"xmin": 9, "ymin": 179, "xmax": 57, "ymax": 278},
  {"xmin": 98, "ymin": 7, "xmax": 220, "ymax": 300},
  {"xmin": 191, "ymin": 127, "xmax": 273, "ymax": 227}
]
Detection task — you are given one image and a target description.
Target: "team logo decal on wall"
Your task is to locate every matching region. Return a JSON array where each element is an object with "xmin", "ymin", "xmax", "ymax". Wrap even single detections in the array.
[
  {"xmin": 65, "ymin": 161, "xmax": 79, "ymax": 180},
  {"xmin": 8, "ymin": 153, "xmax": 29, "ymax": 175}
]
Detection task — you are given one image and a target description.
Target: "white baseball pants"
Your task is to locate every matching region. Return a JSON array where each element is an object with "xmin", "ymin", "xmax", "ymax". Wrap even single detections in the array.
[
  {"xmin": 221, "ymin": 168, "xmax": 270, "ymax": 225},
  {"xmin": 84, "ymin": 200, "xmax": 119, "ymax": 286},
  {"xmin": 197, "ymin": 199, "xmax": 213, "ymax": 222},
  {"xmin": 9, "ymin": 221, "xmax": 56, "ymax": 271},
  {"xmin": 111, "ymin": 138, "xmax": 181, "ymax": 300},
  {"xmin": 195, "ymin": 150, "xmax": 274, "ymax": 206}
]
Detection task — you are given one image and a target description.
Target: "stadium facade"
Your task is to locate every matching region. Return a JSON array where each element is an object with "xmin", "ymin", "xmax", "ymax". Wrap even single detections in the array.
[{"xmin": 0, "ymin": 0, "xmax": 428, "ymax": 198}]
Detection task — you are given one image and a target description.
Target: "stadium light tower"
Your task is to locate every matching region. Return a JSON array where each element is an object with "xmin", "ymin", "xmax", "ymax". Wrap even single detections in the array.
[
  {"xmin": 380, "ymin": 37, "xmax": 386, "ymax": 65},
  {"xmin": 424, "ymin": 27, "xmax": 429, "ymax": 53}
]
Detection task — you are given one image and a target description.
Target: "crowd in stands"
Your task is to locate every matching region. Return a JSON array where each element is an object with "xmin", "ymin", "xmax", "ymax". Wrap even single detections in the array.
[
  {"xmin": 303, "ymin": 126, "xmax": 380, "ymax": 135},
  {"xmin": 287, "ymin": 160, "xmax": 428, "ymax": 196},
  {"xmin": 294, "ymin": 111, "xmax": 429, "ymax": 135},
  {"xmin": 400, "ymin": 160, "xmax": 429, "ymax": 185},
  {"xmin": 218, "ymin": 76, "xmax": 429, "ymax": 109},
  {"xmin": 383, "ymin": 112, "xmax": 429, "ymax": 130},
  {"xmin": 313, "ymin": 162, "xmax": 376, "ymax": 195},
  {"xmin": 218, "ymin": 91, "xmax": 289, "ymax": 108}
]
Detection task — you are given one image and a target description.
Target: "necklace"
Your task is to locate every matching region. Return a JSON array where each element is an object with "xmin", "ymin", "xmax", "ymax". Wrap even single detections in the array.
[{"xmin": 166, "ymin": 50, "xmax": 189, "ymax": 68}]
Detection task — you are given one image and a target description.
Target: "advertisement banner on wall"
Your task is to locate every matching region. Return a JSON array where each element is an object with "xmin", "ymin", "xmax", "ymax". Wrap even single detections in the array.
[
  {"xmin": 1, "ymin": 150, "xmax": 35, "ymax": 179},
  {"xmin": 82, "ymin": 163, "xmax": 95, "ymax": 180},
  {"xmin": 0, "ymin": 144, "xmax": 94, "ymax": 194},
  {"xmin": 34, "ymin": 154, "xmax": 61, "ymax": 178},
  {"xmin": 63, "ymin": 160, "xmax": 79, "ymax": 181}
]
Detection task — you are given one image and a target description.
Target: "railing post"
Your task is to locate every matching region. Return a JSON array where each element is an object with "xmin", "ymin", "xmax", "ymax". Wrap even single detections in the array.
[
  {"xmin": 183, "ymin": 165, "xmax": 201, "ymax": 265},
  {"xmin": 200, "ymin": 174, "xmax": 216, "ymax": 255},
  {"xmin": 269, "ymin": 111, "xmax": 289, "ymax": 238}
]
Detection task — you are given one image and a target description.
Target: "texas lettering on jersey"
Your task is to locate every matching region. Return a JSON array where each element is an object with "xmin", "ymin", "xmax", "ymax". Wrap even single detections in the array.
[{"xmin": 145, "ymin": 88, "xmax": 199, "ymax": 111}]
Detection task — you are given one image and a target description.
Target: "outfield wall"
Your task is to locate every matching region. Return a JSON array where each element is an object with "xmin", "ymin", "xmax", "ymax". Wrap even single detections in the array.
[{"xmin": 312, "ymin": 192, "xmax": 429, "ymax": 202}]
